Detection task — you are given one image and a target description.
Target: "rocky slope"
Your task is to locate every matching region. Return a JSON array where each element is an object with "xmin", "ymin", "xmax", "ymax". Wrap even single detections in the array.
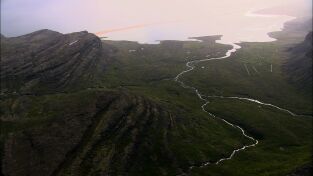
[
  {"xmin": 1, "ymin": 29, "xmax": 113, "ymax": 94},
  {"xmin": 1, "ymin": 30, "xmax": 213, "ymax": 176},
  {"xmin": 284, "ymin": 31, "xmax": 312, "ymax": 92},
  {"xmin": 1, "ymin": 90, "xmax": 180, "ymax": 176},
  {"xmin": 0, "ymin": 30, "xmax": 182, "ymax": 176}
]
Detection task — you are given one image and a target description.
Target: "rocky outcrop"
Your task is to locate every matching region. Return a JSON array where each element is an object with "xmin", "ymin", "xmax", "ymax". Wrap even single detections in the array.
[{"xmin": 1, "ymin": 29, "xmax": 112, "ymax": 94}]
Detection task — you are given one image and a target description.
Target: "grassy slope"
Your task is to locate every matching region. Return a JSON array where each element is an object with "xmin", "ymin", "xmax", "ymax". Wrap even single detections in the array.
[
  {"xmin": 191, "ymin": 98, "xmax": 312, "ymax": 176},
  {"xmin": 1, "ymin": 23, "xmax": 311, "ymax": 175},
  {"xmin": 99, "ymin": 38, "xmax": 256, "ymax": 168},
  {"xmin": 1, "ymin": 37, "xmax": 253, "ymax": 176},
  {"xmin": 181, "ymin": 41, "xmax": 312, "ymax": 114},
  {"xmin": 98, "ymin": 25, "xmax": 312, "ymax": 175}
]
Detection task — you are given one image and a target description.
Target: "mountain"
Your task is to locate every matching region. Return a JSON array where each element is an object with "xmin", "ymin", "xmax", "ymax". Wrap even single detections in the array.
[
  {"xmin": 0, "ymin": 30, "xmax": 182, "ymax": 176},
  {"xmin": 1, "ymin": 29, "xmax": 112, "ymax": 94},
  {"xmin": 284, "ymin": 31, "xmax": 312, "ymax": 93},
  {"xmin": 1, "ymin": 30, "xmax": 245, "ymax": 176},
  {"xmin": 1, "ymin": 24, "xmax": 312, "ymax": 176},
  {"xmin": 1, "ymin": 90, "xmax": 179, "ymax": 176}
]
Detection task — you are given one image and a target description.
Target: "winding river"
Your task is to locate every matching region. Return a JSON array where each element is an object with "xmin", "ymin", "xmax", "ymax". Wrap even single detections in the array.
[{"xmin": 173, "ymin": 41, "xmax": 307, "ymax": 174}]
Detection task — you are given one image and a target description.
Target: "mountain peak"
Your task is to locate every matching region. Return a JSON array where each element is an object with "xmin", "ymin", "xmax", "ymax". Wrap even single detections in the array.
[{"xmin": 1, "ymin": 29, "xmax": 109, "ymax": 93}]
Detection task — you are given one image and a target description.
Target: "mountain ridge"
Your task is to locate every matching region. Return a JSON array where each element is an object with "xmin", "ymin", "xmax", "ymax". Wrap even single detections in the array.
[
  {"xmin": 1, "ymin": 30, "xmax": 112, "ymax": 94},
  {"xmin": 285, "ymin": 31, "xmax": 312, "ymax": 93}
]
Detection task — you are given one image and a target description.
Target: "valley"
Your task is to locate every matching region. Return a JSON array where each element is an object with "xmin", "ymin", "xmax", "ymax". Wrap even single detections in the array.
[{"xmin": 1, "ymin": 17, "xmax": 312, "ymax": 176}]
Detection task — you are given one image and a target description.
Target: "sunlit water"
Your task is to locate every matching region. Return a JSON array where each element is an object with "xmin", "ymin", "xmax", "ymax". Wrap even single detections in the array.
[
  {"xmin": 102, "ymin": 10, "xmax": 295, "ymax": 45},
  {"xmin": 1, "ymin": 0, "xmax": 309, "ymax": 45}
]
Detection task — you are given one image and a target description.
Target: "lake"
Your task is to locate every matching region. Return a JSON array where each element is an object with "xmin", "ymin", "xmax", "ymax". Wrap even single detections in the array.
[{"xmin": 1, "ymin": 0, "xmax": 311, "ymax": 45}]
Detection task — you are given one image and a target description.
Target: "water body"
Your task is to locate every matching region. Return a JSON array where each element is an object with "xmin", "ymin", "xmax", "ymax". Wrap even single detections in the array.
[
  {"xmin": 1, "ymin": 0, "xmax": 311, "ymax": 45},
  {"xmin": 103, "ymin": 10, "xmax": 294, "ymax": 45}
]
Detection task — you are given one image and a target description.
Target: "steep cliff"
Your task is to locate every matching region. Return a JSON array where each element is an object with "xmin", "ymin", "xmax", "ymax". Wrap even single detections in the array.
[{"xmin": 285, "ymin": 31, "xmax": 312, "ymax": 92}]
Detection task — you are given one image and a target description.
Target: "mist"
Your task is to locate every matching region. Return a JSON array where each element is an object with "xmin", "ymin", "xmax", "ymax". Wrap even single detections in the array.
[{"xmin": 1, "ymin": 0, "xmax": 311, "ymax": 44}]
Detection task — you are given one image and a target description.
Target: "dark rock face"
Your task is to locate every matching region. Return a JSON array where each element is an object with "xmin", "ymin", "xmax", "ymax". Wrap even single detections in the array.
[
  {"xmin": 1, "ymin": 29, "xmax": 109, "ymax": 93},
  {"xmin": 285, "ymin": 31, "xmax": 312, "ymax": 92},
  {"xmin": 292, "ymin": 31, "xmax": 312, "ymax": 58}
]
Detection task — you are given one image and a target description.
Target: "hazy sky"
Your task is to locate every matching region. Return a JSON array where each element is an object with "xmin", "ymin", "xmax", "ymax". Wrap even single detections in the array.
[{"xmin": 1, "ymin": 0, "xmax": 311, "ymax": 43}]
